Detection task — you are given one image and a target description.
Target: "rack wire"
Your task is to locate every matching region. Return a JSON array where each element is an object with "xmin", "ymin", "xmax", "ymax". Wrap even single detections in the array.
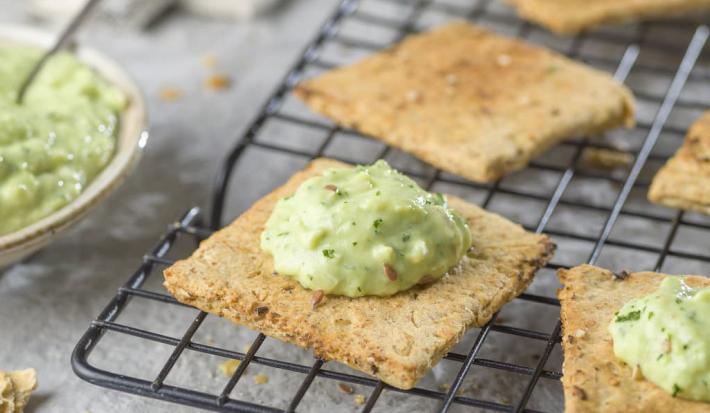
[{"xmin": 72, "ymin": 0, "xmax": 710, "ymax": 412}]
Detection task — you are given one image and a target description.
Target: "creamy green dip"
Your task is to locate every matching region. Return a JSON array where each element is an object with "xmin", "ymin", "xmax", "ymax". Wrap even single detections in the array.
[
  {"xmin": 261, "ymin": 160, "xmax": 472, "ymax": 297},
  {"xmin": 0, "ymin": 47, "xmax": 126, "ymax": 236},
  {"xmin": 609, "ymin": 276, "xmax": 710, "ymax": 401}
]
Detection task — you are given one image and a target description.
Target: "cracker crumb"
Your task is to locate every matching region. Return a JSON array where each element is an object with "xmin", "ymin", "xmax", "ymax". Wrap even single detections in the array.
[
  {"xmin": 353, "ymin": 394, "xmax": 366, "ymax": 405},
  {"xmin": 205, "ymin": 74, "xmax": 231, "ymax": 91},
  {"xmin": 202, "ymin": 54, "xmax": 218, "ymax": 69},
  {"xmin": 581, "ymin": 147, "xmax": 633, "ymax": 171},
  {"xmin": 0, "ymin": 368, "xmax": 38, "ymax": 413},
  {"xmin": 337, "ymin": 383, "xmax": 354, "ymax": 394},
  {"xmin": 159, "ymin": 87, "xmax": 183, "ymax": 102},
  {"xmin": 438, "ymin": 383, "xmax": 451, "ymax": 392},
  {"xmin": 218, "ymin": 359, "xmax": 241, "ymax": 377},
  {"xmin": 254, "ymin": 373, "xmax": 269, "ymax": 385}
]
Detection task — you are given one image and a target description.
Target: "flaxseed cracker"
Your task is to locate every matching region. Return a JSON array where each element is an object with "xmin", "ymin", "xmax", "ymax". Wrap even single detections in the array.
[
  {"xmin": 294, "ymin": 22, "xmax": 634, "ymax": 183},
  {"xmin": 505, "ymin": 0, "xmax": 710, "ymax": 34},
  {"xmin": 558, "ymin": 264, "xmax": 710, "ymax": 413},
  {"xmin": 649, "ymin": 111, "xmax": 710, "ymax": 215},
  {"xmin": 164, "ymin": 158, "xmax": 554, "ymax": 389}
]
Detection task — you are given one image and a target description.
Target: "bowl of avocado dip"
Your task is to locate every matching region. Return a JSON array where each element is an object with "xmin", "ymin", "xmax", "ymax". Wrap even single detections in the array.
[{"xmin": 0, "ymin": 25, "xmax": 147, "ymax": 267}]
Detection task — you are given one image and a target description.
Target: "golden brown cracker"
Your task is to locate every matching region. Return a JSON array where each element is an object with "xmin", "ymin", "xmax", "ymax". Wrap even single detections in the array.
[
  {"xmin": 558, "ymin": 264, "xmax": 710, "ymax": 412},
  {"xmin": 164, "ymin": 158, "xmax": 554, "ymax": 389},
  {"xmin": 649, "ymin": 111, "xmax": 710, "ymax": 215},
  {"xmin": 295, "ymin": 22, "xmax": 634, "ymax": 183},
  {"xmin": 505, "ymin": 0, "xmax": 710, "ymax": 34}
]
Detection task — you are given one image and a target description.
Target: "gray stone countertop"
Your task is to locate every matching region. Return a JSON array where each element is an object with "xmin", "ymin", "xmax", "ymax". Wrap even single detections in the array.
[{"xmin": 0, "ymin": 1, "xmax": 335, "ymax": 412}]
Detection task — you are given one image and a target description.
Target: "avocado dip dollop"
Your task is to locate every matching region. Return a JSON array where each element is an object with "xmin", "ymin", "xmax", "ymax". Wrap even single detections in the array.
[
  {"xmin": 609, "ymin": 276, "xmax": 710, "ymax": 401},
  {"xmin": 0, "ymin": 47, "xmax": 126, "ymax": 236},
  {"xmin": 260, "ymin": 160, "xmax": 472, "ymax": 297}
]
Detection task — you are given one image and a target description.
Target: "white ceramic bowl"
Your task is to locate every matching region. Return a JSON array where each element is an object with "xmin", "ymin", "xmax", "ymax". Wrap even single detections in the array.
[{"xmin": 0, "ymin": 25, "xmax": 148, "ymax": 267}]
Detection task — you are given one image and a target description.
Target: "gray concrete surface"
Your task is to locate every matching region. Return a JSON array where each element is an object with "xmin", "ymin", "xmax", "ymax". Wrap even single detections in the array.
[
  {"xmin": 1, "ymin": 1, "xmax": 710, "ymax": 412},
  {"xmin": 0, "ymin": 2, "xmax": 335, "ymax": 412}
]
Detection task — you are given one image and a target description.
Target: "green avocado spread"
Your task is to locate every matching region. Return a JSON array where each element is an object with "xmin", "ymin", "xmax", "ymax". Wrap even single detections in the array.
[
  {"xmin": 260, "ymin": 160, "xmax": 472, "ymax": 297},
  {"xmin": 0, "ymin": 47, "xmax": 126, "ymax": 236},
  {"xmin": 609, "ymin": 276, "xmax": 710, "ymax": 402}
]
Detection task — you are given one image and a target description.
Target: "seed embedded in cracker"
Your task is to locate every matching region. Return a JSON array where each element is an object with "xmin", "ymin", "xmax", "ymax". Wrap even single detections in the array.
[
  {"xmin": 572, "ymin": 386, "xmax": 588, "ymax": 400},
  {"xmin": 311, "ymin": 289, "xmax": 325, "ymax": 309}
]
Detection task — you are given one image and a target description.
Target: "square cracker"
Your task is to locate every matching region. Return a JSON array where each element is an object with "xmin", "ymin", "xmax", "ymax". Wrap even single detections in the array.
[
  {"xmin": 558, "ymin": 264, "xmax": 710, "ymax": 413},
  {"xmin": 649, "ymin": 111, "xmax": 710, "ymax": 215},
  {"xmin": 164, "ymin": 158, "xmax": 554, "ymax": 389},
  {"xmin": 294, "ymin": 22, "xmax": 634, "ymax": 183},
  {"xmin": 505, "ymin": 0, "xmax": 710, "ymax": 34}
]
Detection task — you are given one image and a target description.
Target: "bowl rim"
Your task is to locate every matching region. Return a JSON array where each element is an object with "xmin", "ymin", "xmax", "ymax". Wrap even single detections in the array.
[{"xmin": 0, "ymin": 24, "xmax": 148, "ymax": 252}]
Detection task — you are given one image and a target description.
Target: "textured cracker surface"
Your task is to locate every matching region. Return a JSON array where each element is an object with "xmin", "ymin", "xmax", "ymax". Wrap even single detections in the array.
[
  {"xmin": 294, "ymin": 22, "xmax": 634, "ymax": 183},
  {"xmin": 649, "ymin": 111, "xmax": 710, "ymax": 215},
  {"xmin": 0, "ymin": 369, "xmax": 36, "ymax": 413},
  {"xmin": 505, "ymin": 0, "xmax": 710, "ymax": 34},
  {"xmin": 558, "ymin": 264, "xmax": 710, "ymax": 413},
  {"xmin": 164, "ymin": 158, "xmax": 554, "ymax": 389}
]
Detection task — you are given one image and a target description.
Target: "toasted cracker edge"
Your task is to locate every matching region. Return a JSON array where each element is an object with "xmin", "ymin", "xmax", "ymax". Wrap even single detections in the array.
[{"xmin": 164, "ymin": 158, "xmax": 555, "ymax": 389}]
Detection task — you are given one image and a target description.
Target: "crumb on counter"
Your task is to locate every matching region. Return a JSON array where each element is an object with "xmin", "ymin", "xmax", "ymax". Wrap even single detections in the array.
[
  {"xmin": 353, "ymin": 394, "xmax": 366, "ymax": 405},
  {"xmin": 202, "ymin": 54, "xmax": 218, "ymax": 69},
  {"xmin": 254, "ymin": 373, "xmax": 269, "ymax": 385},
  {"xmin": 159, "ymin": 87, "xmax": 183, "ymax": 102},
  {"xmin": 337, "ymin": 383, "xmax": 354, "ymax": 394},
  {"xmin": 218, "ymin": 359, "xmax": 241, "ymax": 377},
  {"xmin": 0, "ymin": 368, "xmax": 37, "ymax": 413},
  {"xmin": 580, "ymin": 147, "xmax": 633, "ymax": 171},
  {"xmin": 205, "ymin": 74, "xmax": 231, "ymax": 91}
]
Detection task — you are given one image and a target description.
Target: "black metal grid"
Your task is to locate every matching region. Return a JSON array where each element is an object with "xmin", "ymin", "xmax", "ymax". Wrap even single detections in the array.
[{"xmin": 72, "ymin": 0, "xmax": 710, "ymax": 412}]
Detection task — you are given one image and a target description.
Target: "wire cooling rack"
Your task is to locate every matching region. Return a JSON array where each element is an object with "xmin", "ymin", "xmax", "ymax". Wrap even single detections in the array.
[{"xmin": 72, "ymin": 0, "xmax": 710, "ymax": 412}]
